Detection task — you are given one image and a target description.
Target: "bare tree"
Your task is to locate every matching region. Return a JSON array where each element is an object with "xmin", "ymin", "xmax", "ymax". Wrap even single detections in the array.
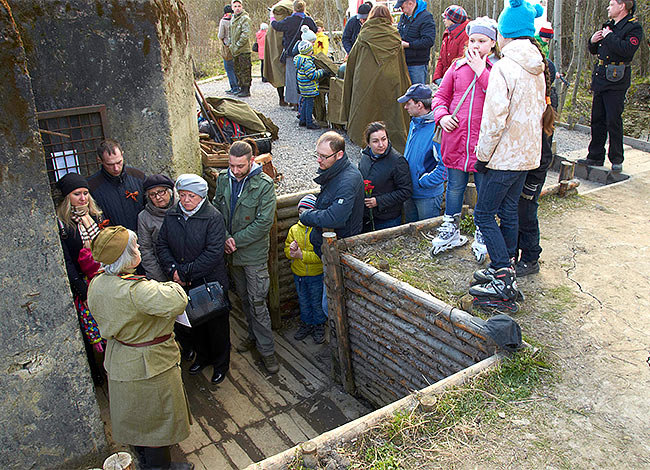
[{"xmin": 552, "ymin": 0, "xmax": 562, "ymax": 69}]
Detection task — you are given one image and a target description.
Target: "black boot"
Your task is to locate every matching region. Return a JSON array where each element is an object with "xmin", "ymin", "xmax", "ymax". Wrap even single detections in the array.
[
  {"xmin": 237, "ymin": 86, "xmax": 251, "ymax": 97},
  {"xmin": 133, "ymin": 445, "xmax": 147, "ymax": 468},
  {"xmin": 277, "ymin": 87, "xmax": 287, "ymax": 106},
  {"xmin": 143, "ymin": 446, "xmax": 169, "ymax": 470},
  {"xmin": 469, "ymin": 267, "xmax": 519, "ymax": 300}
]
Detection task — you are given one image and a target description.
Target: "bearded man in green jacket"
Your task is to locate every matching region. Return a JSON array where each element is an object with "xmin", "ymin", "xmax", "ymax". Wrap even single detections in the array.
[{"xmin": 212, "ymin": 141, "xmax": 279, "ymax": 374}]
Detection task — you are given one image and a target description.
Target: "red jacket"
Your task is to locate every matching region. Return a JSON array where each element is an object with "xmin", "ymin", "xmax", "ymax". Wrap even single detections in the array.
[
  {"xmin": 255, "ymin": 29, "xmax": 267, "ymax": 60},
  {"xmin": 433, "ymin": 20, "xmax": 469, "ymax": 82},
  {"xmin": 432, "ymin": 57, "xmax": 493, "ymax": 172}
]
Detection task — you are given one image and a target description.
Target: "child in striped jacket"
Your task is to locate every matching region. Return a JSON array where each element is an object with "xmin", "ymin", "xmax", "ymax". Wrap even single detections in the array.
[{"xmin": 294, "ymin": 40, "xmax": 327, "ymax": 129}]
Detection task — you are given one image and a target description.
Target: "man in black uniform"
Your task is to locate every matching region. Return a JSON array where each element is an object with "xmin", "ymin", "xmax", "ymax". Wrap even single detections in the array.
[{"xmin": 577, "ymin": 0, "xmax": 643, "ymax": 172}]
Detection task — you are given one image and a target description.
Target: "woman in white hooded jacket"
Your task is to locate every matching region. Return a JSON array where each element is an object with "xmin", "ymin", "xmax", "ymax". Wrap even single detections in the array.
[{"xmin": 469, "ymin": 0, "xmax": 555, "ymax": 308}]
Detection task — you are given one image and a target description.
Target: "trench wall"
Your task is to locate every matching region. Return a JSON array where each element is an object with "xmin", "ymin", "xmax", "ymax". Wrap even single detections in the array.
[
  {"xmin": 0, "ymin": 2, "xmax": 106, "ymax": 468},
  {"xmin": 272, "ymin": 189, "xmax": 321, "ymax": 318},
  {"xmin": 11, "ymin": 0, "xmax": 200, "ymax": 176},
  {"xmin": 334, "ymin": 252, "xmax": 494, "ymax": 407}
]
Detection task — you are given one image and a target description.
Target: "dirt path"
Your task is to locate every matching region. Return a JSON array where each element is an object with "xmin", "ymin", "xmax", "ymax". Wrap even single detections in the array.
[{"xmin": 447, "ymin": 172, "xmax": 650, "ymax": 469}]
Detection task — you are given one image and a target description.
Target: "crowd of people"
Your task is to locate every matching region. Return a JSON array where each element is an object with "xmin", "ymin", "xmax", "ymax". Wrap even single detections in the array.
[{"xmin": 53, "ymin": 0, "xmax": 643, "ymax": 467}]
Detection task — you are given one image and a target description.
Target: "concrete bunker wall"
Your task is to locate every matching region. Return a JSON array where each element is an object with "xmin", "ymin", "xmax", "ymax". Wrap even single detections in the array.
[
  {"xmin": 11, "ymin": 0, "xmax": 200, "ymax": 176},
  {"xmin": 1, "ymin": 1, "xmax": 204, "ymax": 467},
  {"xmin": 0, "ymin": 2, "xmax": 106, "ymax": 468}
]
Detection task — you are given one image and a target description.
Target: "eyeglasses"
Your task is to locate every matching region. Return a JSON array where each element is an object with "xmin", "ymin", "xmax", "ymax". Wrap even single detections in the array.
[
  {"xmin": 148, "ymin": 189, "xmax": 169, "ymax": 199},
  {"xmin": 313, "ymin": 150, "xmax": 339, "ymax": 160}
]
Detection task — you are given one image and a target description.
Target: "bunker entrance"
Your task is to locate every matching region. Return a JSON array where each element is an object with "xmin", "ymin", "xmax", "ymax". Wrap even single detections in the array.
[{"xmin": 97, "ymin": 197, "xmax": 499, "ymax": 469}]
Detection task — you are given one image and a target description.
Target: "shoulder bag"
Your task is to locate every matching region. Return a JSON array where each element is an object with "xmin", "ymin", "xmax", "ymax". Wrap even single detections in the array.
[
  {"xmin": 280, "ymin": 17, "xmax": 305, "ymax": 63},
  {"xmin": 433, "ymin": 75, "xmax": 478, "ymax": 144},
  {"xmin": 185, "ymin": 279, "xmax": 229, "ymax": 326}
]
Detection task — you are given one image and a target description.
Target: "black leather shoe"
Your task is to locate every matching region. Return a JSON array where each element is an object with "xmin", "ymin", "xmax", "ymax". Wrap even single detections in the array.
[
  {"xmin": 189, "ymin": 362, "xmax": 206, "ymax": 375},
  {"xmin": 576, "ymin": 157, "xmax": 604, "ymax": 166},
  {"xmin": 211, "ymin": 370, "xmax": 227, "ymax": 384}
]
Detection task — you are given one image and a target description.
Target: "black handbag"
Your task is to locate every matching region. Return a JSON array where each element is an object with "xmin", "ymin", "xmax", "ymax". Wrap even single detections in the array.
[{"xmin": 185, "ymin": 279, "xmax": 229, "ymax": 326}]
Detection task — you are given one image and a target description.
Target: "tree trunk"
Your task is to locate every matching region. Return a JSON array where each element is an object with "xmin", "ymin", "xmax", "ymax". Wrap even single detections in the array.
[
  {"xmin": 558, "ymin": 0, "xmax": 585, "ymax": 115},
  {"xmin": 334, "ymin": 0, "xmax": 345, "ymax": 28},
  {"xmin": 553, "ymin": 0, "xmax": 563, "ymax": 69}
]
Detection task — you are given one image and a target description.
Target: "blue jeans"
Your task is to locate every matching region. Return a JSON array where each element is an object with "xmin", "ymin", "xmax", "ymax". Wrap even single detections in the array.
[
  {"xmin": 374, "ymin": 215, "xmax": 402, "ymax": 230},
  {"xmin": 404, "ymin": 195, "xmax": 443, "ymax": 223},
  {"xmin": 474, "ymin": 170, "xmax": 527, "ymax": 269},
  {"xmin": 407, "ymin": 64, "xmax": 429, "ymax": 85},
  {"xmin": 299, "ymin": 96, "xmax": 314, "ymax": 126},
  {"xmin": 294, "ymin": 274, "xmax": 326, "ymax": 325},
  {"xmin": 517, "ymin": 176, "xmax": 546, "ymax": 263},
  {"xmin": 224, "ymin": 59, "xmax": 239, "ymax": 92},
  {"xmin": 445, "ymin": 169, "xmax": 484, "ymax": 216}
]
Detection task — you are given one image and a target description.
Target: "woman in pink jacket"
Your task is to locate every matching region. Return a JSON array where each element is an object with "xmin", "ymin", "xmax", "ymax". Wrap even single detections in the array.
[
  {"xmin": 430, "ymin": 16, "xmax": 499, "ymax": 260},
  {"xmin": 256, "ymin": 23, "xmax": 268, "ymax": 82}
]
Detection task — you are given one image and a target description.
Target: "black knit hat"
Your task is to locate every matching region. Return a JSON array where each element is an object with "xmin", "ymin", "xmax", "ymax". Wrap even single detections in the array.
[
  {"xmin": 224, "ymin": 4, "xmax": 233, "ymax": 13},
  {"xmin": 56, "ymin": 172, "xmax": 89, "ymax": 197},
  {"xmin": 143, "ymin": 174, "xmax": 174, "ymax": 193}
]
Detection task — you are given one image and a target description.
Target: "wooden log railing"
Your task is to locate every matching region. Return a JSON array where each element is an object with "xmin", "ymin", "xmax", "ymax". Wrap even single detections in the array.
[{"xmin": 320, "ymin": 230, "xmax": 496, "ymax": 407}]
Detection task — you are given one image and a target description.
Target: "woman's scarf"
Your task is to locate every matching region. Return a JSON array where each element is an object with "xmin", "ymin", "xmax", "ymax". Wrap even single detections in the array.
[
  {"xmin": 179, "ymin": 198, "xmax": 206, "ymax": 220},
  {"xmin": 70, "ymin": 205, "xmax": 101, "ymax": 248}
]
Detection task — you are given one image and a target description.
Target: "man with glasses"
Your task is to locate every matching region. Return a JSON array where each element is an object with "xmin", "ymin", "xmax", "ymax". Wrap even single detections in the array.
[
  {"xmin": 300, "ymin": 131, "xmax": 364, "ymax": 257},
  {"xmin": 88, "ymin": 139, "xmax": 145, "ymax": 232}
]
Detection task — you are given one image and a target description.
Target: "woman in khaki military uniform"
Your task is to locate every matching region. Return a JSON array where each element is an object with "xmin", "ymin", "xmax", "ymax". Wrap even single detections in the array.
[{"xmin": 87, "ymin": 226, "xmax": 193, "ymax": 470}]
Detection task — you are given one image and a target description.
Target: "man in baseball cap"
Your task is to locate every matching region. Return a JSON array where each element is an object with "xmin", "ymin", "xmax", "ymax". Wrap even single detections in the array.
[{"xmin": 398, "ymin": 84, "xmax": 447, "ymax": 222}]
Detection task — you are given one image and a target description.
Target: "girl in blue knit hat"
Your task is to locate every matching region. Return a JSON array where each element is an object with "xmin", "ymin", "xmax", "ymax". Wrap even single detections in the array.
[{"xmin": 468, "ymin": 0, "xmax": 556, "ymax": 313}]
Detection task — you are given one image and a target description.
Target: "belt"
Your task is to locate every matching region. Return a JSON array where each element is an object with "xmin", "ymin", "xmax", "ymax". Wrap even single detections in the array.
[
  {"xmin": 598, "ymin": 60, "xmax": 629, "ymax": 66},
  {"xmin": 115, "ymin": 333, "xmax": 172, "ymax": 348}
]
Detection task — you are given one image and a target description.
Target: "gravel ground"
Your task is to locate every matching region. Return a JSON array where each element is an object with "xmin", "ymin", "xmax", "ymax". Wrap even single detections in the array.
[
  {"xmin": 198, "ymin": 75, "xmax": 594, "ymax": 195},
  {"xmin": 199, "ymin": 75, "xmax": 362, "ymax": 196}
]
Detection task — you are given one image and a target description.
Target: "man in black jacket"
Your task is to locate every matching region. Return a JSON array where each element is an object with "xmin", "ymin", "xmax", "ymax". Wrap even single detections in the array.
[
  {"xmin": 300, "ymin": 131, "xmax": 364, "ymax": 257},
  {"xmin": 300, "ymin": 131, "xmax": 364, "ymax": 318},
  {"xmin": 88, "ymin": 139, "xmax": 145, "ymax": 231},
  {"xmin": 577, "ymin": 0, "xmax": 643, "ymax": 172},
  {"xmin": 342, "ymin": 2, "xmax": 372, "ymax": 54},
  {"xmin": 395, "ymin": 0, "xmax": 436, "ymax": 84}
]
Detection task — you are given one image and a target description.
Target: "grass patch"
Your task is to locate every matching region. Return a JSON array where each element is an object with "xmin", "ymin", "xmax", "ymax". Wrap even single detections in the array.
[
  {"xmin": 344, "ymin": 347, "xmax": 553, "ymax": 469},
  {"xmin": 459, "ymin": 213, "xmax": 476, "ymax": 236},
  {"xmin": 538, "ymin": 193, "xmax": 586, "ymax": 218}
]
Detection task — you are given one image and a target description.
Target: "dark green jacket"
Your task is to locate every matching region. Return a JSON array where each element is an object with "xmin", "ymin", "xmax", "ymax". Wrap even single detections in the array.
[
  {"xmin": 212, "ymin": 166, "xmax": 276, "ymax": 266},
  {"xmin": 230, "ymin": 10, "xmax": 252, "ymax": 57}
]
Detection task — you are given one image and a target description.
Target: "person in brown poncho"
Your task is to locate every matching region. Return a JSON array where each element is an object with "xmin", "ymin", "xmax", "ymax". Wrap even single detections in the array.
[{"xmin": 342, "ymin": 5, "xmax": 412, "ymax": 153}]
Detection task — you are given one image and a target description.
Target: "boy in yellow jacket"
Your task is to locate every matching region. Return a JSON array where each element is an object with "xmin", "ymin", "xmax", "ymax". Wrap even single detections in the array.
[{"xmin": 284, "ymin": 194, "xmax": 326, "ymax": 343}]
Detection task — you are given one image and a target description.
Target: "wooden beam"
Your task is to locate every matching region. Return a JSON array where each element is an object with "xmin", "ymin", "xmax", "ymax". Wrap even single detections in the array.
[
  {"xmin": 242, "ymin": 353, "xmax": 503, "ymax": 470},
  {"xmin": 322, "ymin": 232, "xmax": 355, "ymax": 395},
  {"xmin": 268, "ymin": 212, "xmax": 280, "ymax": 328}
]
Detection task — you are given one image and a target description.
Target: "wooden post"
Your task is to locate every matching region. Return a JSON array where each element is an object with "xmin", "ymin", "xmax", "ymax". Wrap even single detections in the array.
[
  {"xmin": 558, "ymin": 161, "xmax": 575, "ymax": 183},
  {"xmin": 103, "ymin": 452, "xmax": 134, "ymax": 470},
  {"xmin": 464, "ymin": 182, "xmax": 478, "ymax": 209},
  {"xmin": 301, "ymin": 441, "xmax": 318, "ymax": 468},
  {"xmin": 558, "ymin": 180, "xmax": 569, "ymax": 197},
  {"xmin": 268, "ymin": 212, "xmax": 280, "ymax": 329},
  {"xmin": 419, "ymin": 395, "xmax": 437, "ymax": 412},
  {"xmin": 322, "ymin": 232, "xmax": 355, "ymax": 395}
]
